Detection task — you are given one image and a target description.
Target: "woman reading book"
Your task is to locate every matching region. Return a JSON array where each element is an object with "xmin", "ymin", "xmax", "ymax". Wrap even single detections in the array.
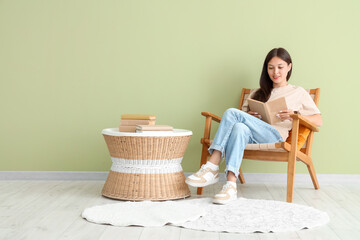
[{"xmin": 186, "ymin": 47, "xmax": 322, "ymax": 204}]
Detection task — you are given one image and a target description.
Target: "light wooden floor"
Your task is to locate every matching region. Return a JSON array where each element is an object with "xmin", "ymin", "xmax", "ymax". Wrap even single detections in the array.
[{"xmin": 1, "ymin": 180, "xmax": 360, "ymax": 240}]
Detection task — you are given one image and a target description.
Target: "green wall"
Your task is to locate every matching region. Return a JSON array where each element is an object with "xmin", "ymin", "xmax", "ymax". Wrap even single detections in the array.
[{"xmin": 1, "ymin": 0, "xmax": 359, "ymax": 174}]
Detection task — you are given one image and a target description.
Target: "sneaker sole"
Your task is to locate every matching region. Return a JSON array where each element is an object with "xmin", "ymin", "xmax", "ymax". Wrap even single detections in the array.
[
  {"xmin": 185, "ymin": 177, "xmax": 219, "ymax": 187},
  {"xmin": 212, "ymin": 195, "xmax": 237, "ymax": 205}
]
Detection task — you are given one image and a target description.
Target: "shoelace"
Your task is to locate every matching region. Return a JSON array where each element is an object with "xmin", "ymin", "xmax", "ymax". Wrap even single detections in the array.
[
  {"xmin": 197, "ymin": 165, "xmax": 208, "ymax": 175},
  {"xmin": 220, "ymin": 183, "xmax": 233, "ymax": 193}
]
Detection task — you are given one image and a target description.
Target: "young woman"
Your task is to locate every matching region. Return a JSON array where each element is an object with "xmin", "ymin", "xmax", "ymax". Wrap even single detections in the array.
[{"xmin": 186, "ymin": 48, "xmax": 322, "ymax": 204}]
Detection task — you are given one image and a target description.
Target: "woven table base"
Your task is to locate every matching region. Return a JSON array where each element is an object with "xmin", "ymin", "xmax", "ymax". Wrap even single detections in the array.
[
  {"xmin": 102, "ymin": 171, "xmax": 190, "ymax": 201},
  {"xmin": 101, "ymin": 129, "xmax": 192, "ymax": 201}
]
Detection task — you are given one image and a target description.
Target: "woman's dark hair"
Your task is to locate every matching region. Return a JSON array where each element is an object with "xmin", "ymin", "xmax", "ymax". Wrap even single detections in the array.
[{"xmin": 252, "ymin": 48, "xmax": 292, "ymax": 102}]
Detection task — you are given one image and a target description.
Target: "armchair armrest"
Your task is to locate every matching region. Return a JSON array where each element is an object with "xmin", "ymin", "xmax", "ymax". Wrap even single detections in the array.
[
  {"xmin": 201, "ymin": 112, "xmax": 221, "ymax": 123},
  {"xmin": 290, "ymin": 114, "xmax": 319, "ymax": 132}
]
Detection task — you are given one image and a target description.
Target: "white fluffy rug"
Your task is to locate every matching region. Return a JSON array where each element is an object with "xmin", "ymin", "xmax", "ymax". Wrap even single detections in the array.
[
  {"xmin": 82, "ymin": 200, "xmax": 205, "ymax": 227},
  {"xmin": 82, "ymin": 198, "xmax": 330, "ymax": 233}
]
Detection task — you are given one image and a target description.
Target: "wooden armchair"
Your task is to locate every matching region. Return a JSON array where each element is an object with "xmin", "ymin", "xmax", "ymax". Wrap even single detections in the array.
[{"xmin": 198, "ymin": 88, "xmax": 321, "ymax": 203}]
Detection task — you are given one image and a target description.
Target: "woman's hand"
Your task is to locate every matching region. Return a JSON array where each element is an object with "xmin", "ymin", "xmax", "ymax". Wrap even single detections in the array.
[
  {"xmin": 276, "ymin": 109, "xmax": 295, "ymax": 121},
  {"xmin": 248, "ymin": 111, "xmax": 262, "ymax": 120}
]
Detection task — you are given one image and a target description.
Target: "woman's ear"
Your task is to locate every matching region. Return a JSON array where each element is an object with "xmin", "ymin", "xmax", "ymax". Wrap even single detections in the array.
[{"xmin": 288, "ymin": 63, "xmax": 292, "ymax": 71}]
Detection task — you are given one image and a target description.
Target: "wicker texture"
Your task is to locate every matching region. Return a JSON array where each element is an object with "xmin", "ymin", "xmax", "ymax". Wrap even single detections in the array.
[
  {"xmin": 245, "ymin": 143, "xmax": 286, "ymax": 152},
  {"xmin": 102, "ymin": 134, "xmax": 192, "ymax": 200},
  {"xmin": 103, "ymin": 135, "xmax": 191, "ymax": 160},
  {"xmin": 110, "ymin": 157, "xmax": 183, "ymax": 174},
  {"xmin": 102, "ymin": 171, "xmax": 190, "ymax": 201}
]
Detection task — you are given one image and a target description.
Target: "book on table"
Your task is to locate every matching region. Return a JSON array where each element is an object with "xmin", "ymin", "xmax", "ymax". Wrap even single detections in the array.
[
  {"xmin": 121, "ymin": 114, "xmax": 156, "ymax": 120},
  {"xmin": 119, "ymin": 125, "xmax": 137, "ymax": 132},
  {"xmin": 119, "ymin": 114, "xmax": 157, "ymax": 132},
  {"xmin": 120, "ymin": 119, "xmax": 156, "ymax": 126},
  {"xmin": 247, "ymin": 97, "xmax": 288, "ymax": 125},
  {"xmin": 136, "ymin": 125, "xmax": 174, "ymax": 133}
]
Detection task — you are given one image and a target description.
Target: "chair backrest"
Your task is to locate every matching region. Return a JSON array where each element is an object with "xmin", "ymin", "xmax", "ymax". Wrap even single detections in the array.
[{"xmin": 238, "ymin": 88, "xmax": 320, "ymax": 152}]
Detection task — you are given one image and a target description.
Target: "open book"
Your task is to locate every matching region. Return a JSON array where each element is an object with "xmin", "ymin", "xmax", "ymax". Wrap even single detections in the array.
[{"xmin": 247, "ymin": 97, "xmax": 288, "ymax": 124}]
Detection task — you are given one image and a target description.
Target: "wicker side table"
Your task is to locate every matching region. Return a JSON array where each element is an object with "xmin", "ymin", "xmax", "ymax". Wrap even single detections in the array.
[{"xmin": 101, "ymin": 128, "xmax": 192, "ymax": 201}]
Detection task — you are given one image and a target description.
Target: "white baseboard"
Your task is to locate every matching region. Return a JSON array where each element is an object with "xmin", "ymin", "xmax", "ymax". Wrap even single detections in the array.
[
  {"xmin": 1, "ymin": 171, "xmax": 359, "ymax": 184},
  {"xmin": 0, "ymin": 171, "xmax": 108, "ymax": 181}
]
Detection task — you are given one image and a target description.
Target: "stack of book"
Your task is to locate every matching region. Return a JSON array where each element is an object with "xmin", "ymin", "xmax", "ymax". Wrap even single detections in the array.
[
  {"xmin": 136, "ymin": 125, "xmax": 174, "ymax": 133},
  {"xmin": 119, "ymin": 114, "xmax": 156, "ymax": 132}
]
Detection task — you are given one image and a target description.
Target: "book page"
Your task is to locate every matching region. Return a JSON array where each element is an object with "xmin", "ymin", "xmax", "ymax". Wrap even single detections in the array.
[
  {"xmin": 265, "ymin": 97, "xmax": 288, "ymax": 125},
  {"xmin": 247, "ymin": 98, "xmax": 271, "ymax": 123}
]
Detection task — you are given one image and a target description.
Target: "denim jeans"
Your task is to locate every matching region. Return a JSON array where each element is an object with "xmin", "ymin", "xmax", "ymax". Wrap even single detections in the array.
[{"xmin": 209, "ymin": 108, "xmax": 284, "ymax": 178}]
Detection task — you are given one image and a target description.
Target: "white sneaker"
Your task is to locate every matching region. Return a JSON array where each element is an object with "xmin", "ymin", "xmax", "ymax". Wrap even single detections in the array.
[
  {"xmin": 213, "ymin": 182, "xmax": 237, "ymax": 204},
  {"xmin": 185, "ymin": 164, "xmax": 219, "ymax": 187}
]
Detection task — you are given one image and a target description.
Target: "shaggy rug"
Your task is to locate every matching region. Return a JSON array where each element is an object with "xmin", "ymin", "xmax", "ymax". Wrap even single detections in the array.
[{"xmin": 82, "ymin": 198, "xmax": 330, "ymax": 233}]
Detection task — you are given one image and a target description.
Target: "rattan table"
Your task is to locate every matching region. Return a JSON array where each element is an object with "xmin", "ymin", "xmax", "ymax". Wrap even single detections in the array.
[{"xmin": 101, "ymin": 128, "xmax": 192, "ymax": 201}]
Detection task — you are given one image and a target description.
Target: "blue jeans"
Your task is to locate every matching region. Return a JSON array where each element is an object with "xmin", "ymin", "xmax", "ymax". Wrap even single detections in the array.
[{"xmin": 209, "ymin": 108, "xmax": 284, "ymax": 178}]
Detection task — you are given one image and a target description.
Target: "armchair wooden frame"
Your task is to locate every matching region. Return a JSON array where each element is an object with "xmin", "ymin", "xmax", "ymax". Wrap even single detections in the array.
[{"xmin": 198, "ymin": 88, "xmax": 321, "ymax": 203}]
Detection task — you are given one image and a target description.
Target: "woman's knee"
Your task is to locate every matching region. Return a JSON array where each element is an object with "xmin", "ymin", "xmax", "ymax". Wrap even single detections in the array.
[
  {"xmin": 223, "ymin": 108, "xmax": 243, "ymax": 119},
  {"xmin": 231, "ymin": 123, "xmax": 249, "ymax": 134},
  {"xmin": 222, "ymin": 108, "xmax": 245, "ymax": 119}
]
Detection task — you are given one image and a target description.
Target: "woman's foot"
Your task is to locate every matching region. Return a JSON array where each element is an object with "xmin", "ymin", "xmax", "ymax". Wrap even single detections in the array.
[
  {"xmin": 213, "ymin": 181, "xmax": 237, "ymax": 204},
  {"xmin": 185, "ymin": 162, "xmax": 219, "ymax": 187}
]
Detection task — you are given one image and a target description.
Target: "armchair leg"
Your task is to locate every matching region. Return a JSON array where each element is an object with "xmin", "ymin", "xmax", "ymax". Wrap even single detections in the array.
[
  {"xmin": 196, "ymin": 188, "xmax": 204, "ymax": 195},
  {"xmin": 307, "ymin": 158, "xmax": 319, "ymax": 190},
  {"xmin": 286, "ymin": 154, "xmax": 296, "ymax": 203},
  {"xmin": 197, "ymin": 144, "xmax": 210, "ymax": 195},
  {"xmin": 238, "ymin": 168, "xmax": 245, "ymax": 184}
]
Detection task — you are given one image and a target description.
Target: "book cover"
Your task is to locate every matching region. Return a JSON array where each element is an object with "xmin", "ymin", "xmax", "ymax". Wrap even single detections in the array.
[
  {"xmin": 120, "ymin": 119, "xmax": 156, "ymax": 126},
  {"xmin": 119, "ymin": 125, "xmax": 137, "ymax": 132},
  {"xmin": 121, "ymin": 114, "xmax": 156, "ymax": 120},
  {"xmin": 247, "ymin": 97, "xmax": 287, "ymax": 124},
  {"xmin": 136, "ymin": 125, "xmax": 174, "ymax": 131}
]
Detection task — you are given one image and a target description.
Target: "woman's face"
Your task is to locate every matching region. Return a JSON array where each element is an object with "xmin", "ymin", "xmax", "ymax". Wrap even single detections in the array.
[{"xmin": 267, "ymin": 56, "xmax": 292, "ymax": 87}]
